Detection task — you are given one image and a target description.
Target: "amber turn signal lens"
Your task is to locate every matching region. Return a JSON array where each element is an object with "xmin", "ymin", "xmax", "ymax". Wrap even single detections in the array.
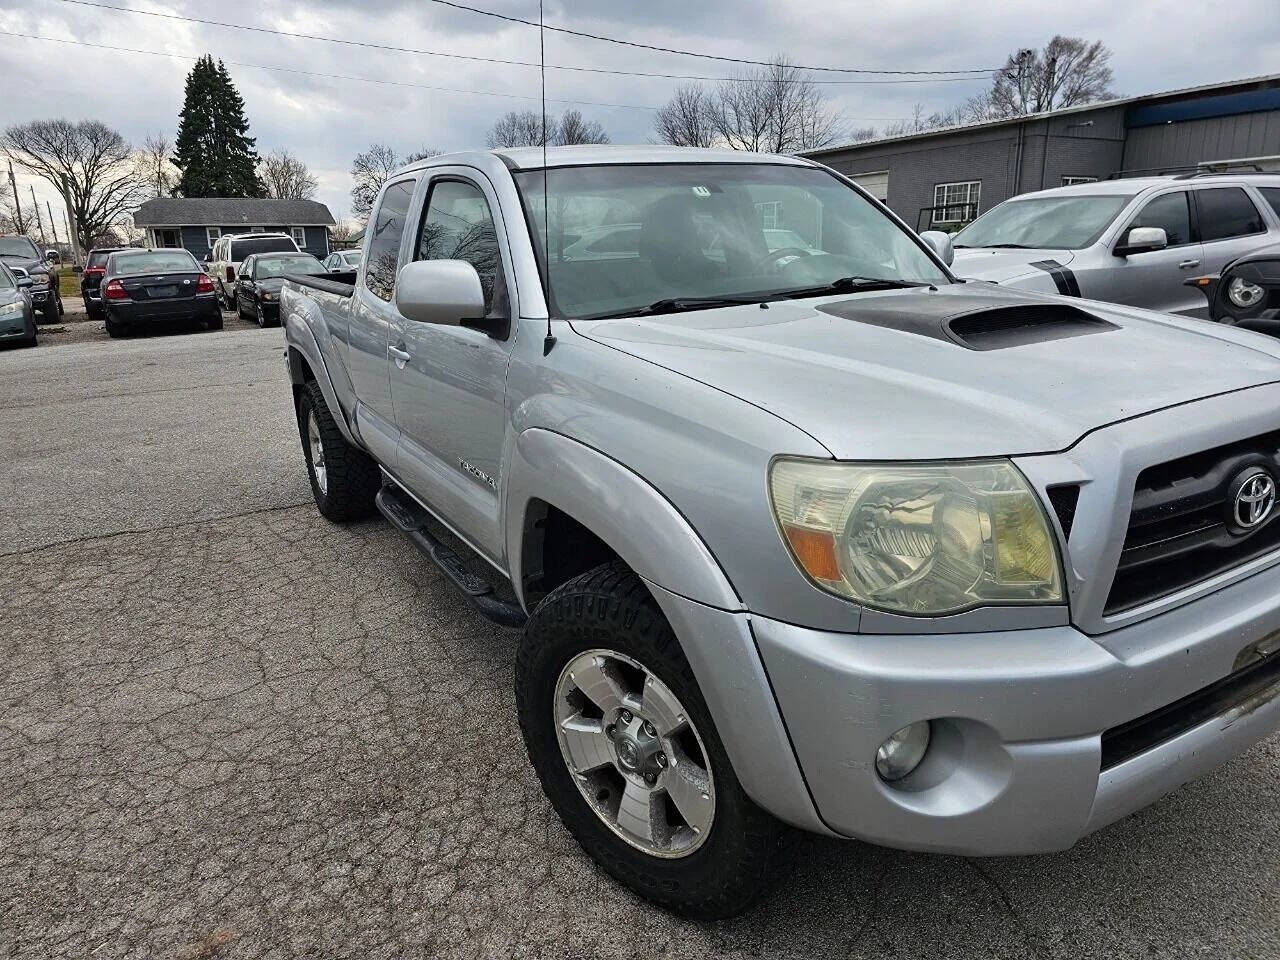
[{"xmin": 781, "ymin": 524, "xmax": 840, "ymax": 582}]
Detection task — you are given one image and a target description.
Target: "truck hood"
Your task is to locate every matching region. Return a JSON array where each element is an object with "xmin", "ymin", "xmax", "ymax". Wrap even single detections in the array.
[
  {"xmin": 572, "ymin": 284, "xmax": 1280, "ymax": 460},
  {"xmin": 951, "ymin": 247, "xmax": 1074, "ymax": 282}
]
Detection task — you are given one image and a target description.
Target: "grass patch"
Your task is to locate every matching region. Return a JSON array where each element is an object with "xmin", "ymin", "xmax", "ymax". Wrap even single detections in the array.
[{"xmin": 58, "ymin": 268, "xmax": 80, "ymax": 297}]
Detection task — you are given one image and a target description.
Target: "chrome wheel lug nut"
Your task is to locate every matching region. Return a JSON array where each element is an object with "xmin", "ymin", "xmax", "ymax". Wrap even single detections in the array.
[
  {"xmin": 643, "ymin": 721, "xmax": 657, "ymax": 737},
  {"xmin": 605, "ymin": 723, "xmax": 617, "ymax": 740},
  {"xmin": 644, "ymin": 772, "xmax": 657, "ymax": 785},
  {"xmin": 655, "ymin": 753, "xmax": 667, "ymax": 768},
  {"xmin": 619, "ymin": 709, "xmax": 633, "ymax": 724}
]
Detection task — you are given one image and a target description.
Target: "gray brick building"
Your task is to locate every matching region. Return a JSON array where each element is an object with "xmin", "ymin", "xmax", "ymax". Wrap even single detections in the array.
[{"xmin": 800, "ymin": 73, "xmax": 1280, "ymax": 231}]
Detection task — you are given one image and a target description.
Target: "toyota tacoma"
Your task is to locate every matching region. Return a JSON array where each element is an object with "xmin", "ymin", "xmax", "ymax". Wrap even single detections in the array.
[{"xmin": 279, "ymin": 146, "xmax": 1280, "ymax": 918}]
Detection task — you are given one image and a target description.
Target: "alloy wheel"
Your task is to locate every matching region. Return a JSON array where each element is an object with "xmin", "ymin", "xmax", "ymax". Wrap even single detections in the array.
[
  {"xmin": 307, "ymin": 410, "xmax": 327, "ymax": 494},
  {"xmin": 553, "ymin": 648, "xmax": 715, "ymax": 858}
]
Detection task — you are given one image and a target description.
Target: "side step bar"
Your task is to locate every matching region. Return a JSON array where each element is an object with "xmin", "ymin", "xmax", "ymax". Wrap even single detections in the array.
[{"xmin": 375, "ymin": 484, "xmax": 527, "ymax": 628}]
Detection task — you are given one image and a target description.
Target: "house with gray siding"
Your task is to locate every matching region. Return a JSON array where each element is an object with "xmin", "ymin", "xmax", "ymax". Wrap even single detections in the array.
[
  {"xmin": 132, "ymin": 197, "xmax": 336, "ymax": 261},
  {"xmin": 801, "ymin": 73, "xmax": 1280, "ymax": 232}
]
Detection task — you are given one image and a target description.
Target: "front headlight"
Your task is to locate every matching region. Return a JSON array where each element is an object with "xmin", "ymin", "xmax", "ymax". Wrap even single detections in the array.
[
  {"xmin": 0, "ymin": 299, "xmax": 23, "ymax": 318},
  {"xmin": 1228, "ymin": 276, "xmax": 1265, "ymax": 309},
  {"xmin": 769, "ymin": 458, "xmax": 1063, "ymax": 615},
  {"xmin": 31, "ymin": 273, "xmax": 49, "ymax": 288}
]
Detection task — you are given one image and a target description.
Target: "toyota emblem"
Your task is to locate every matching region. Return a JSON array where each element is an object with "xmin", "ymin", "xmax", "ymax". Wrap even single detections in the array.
[{"xmin": 1230, "ymin": 468, "xmax": 1276, "ymax": 530}]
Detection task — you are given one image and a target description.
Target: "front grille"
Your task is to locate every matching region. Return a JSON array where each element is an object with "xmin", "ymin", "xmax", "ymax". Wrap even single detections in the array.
[
  {"xmin": 1105, "ymin": 431, "xmax": 1280, "ymax": 614},
  {"xmin": 1100, "ymin": 647, "xmax": 1280, "ymax": 769}
]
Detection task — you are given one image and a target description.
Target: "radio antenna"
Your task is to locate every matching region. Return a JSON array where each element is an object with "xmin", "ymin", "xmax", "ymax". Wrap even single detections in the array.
[{"xmin": 539, "ymin": 0, "xmax": 555, "ymax": 355}]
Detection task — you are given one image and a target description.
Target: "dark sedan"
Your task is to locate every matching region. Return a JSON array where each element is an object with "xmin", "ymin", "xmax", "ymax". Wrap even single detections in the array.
[
  {"xmin": 101, "ymin": 249, "xmax": 221, "ymax": 338},
  {"xmin": 0, "ymin": 262, "xmax": 37, "ymax": 347},
  {"xmin": 1187, "ymin": 244, "xmax": 1280, "ymax": 336},
  {"xmin": 80, "ymin": 246, "xmax": 130, "ymax": 321},
  {"xmin": 235, "ymin": 252, "xmax": 325, "ymax": 327}
]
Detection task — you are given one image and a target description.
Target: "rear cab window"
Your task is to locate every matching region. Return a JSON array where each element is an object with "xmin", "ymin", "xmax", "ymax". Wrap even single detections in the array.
[
  {"xmin": 1195, "ymin": 187, "xmax": 1266, "ymax": 242},
  {"xmin": 364, "ymin": 179, "xmax": 417, "ymax": 301}
]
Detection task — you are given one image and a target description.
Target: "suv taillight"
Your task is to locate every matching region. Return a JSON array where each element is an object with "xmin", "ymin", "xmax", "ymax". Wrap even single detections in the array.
[
  {"xmin": 196, "ymin": 274, "xmax": 214, "ymax": 294},
  {"xmin": 103, "ymin": 279, "xmax": 128, "ymax": 300},
  {"xmin": 225, "ymin": 266, "xmax": 235, "ymax": 282},
  {"xmin": 84, "ymin": 266, "xmax": 105, "ymax": 277}
]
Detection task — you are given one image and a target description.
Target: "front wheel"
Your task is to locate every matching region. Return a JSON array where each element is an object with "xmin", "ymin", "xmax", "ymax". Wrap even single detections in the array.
[
  {"xmin": 517, "ymin": 562, "xmax": 792, "ymax": 919},
  {"xmin": 296, "ymin": 380, "xmax": 381, "ymax": 521}
]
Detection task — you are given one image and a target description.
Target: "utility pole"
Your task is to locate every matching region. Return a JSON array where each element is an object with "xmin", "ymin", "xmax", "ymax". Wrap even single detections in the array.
[
  {"xmin": 7, "ymin": 161, "xmax": 27, "ymax": 234},
  {"xmin": 46, "ymin": 201, "xmax": 58, "ymax": 245},
  {"xmin": 30, "ymin": 185, "xmax": 45, "ymax": 243}
]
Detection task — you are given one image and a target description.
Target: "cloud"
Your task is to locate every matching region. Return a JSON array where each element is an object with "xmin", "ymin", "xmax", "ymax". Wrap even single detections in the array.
[{"xmin": 2, "ymin": 0, "xmax": 1278, "ymax": 223}]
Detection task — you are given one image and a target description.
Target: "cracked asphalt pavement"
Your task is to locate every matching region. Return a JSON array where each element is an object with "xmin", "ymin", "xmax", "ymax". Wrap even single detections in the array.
[{"xmin": 1, "ymin": 323, "xmax": 1278, "ymax": 959}]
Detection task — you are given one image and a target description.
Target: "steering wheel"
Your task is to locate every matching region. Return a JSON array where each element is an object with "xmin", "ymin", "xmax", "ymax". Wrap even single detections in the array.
[{"xmin": 753, "ymin": 246, "xmax": 812, "ymax": 272}]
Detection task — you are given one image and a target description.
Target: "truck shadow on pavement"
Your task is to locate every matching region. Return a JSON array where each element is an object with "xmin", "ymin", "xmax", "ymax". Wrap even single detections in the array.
[{"xmin": 0, "ymin": 507, "xmax": 1275, "ymax": 960}]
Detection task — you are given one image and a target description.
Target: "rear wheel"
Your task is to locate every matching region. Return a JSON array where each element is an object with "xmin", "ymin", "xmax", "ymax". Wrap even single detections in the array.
[
  {"xmin": 296, "ymin": 380, "xmax": 381, "ymax": 521},
  {"xmin": 206, "ymin": 312, "xmax": 223, "ymax": 331},
  {"xmin": 517, "ymin": 562, "xmax": 792, "ymax": 919},
  {"xmin": 105, "ymin": 314, "xmax": 125, "ymax": 338}
]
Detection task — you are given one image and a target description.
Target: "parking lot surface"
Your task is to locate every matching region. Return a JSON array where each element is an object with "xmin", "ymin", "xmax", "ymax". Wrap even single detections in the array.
[{"xmin": 1, "ymin": 321, "xmax": 1277, "ymax": 959}]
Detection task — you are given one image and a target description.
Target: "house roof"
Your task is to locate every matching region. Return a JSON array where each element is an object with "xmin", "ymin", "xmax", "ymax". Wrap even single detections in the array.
[
  {"xmin": 133, "ymin": 197, "xmax": 336, "ymax": 227},
  {"xmin": 802, "ymin": 71, "xmax": 1280, "ymax": 158}
]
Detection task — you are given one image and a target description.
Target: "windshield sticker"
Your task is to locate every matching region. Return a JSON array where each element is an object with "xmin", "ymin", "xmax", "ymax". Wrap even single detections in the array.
[{"xmin": 692, "ymin": 185, "xmax": 711, "ymax": 197}]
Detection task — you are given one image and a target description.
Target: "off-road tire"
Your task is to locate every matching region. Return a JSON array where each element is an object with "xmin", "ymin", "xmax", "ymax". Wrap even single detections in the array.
[
  {"xmin": 297, "ymin": 379, "xmax": 380, "ymax": 521},
  {"xmin": 516, "ymin": 561, "xmax": 793, "ymax": 920}
]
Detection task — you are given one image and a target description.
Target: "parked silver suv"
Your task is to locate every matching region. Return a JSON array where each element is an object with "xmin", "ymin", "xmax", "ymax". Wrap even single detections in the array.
[
  {"xmin": 280, "ymin": 146, "xmax": 1280, "ymax": 918},
  {"xmin": 943, "ymin": 174, "xmax": 1280, "ymax": 316}
]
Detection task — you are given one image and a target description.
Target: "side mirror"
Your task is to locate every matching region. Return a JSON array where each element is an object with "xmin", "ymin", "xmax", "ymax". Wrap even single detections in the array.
[
  {"xmin": 45, "ymin": 250, "xmax": 58, "ymax": 262},
  {"xmin": 395, "ymin": 259, "xmax": 486, "ymax": 326},
  {"xmin": 919, "ymin": 230, "xmax": 954, "ymax": 267},
  {"xmin": 1115, "ymin": 226, "xmax": 1167, "ymax": 257}
]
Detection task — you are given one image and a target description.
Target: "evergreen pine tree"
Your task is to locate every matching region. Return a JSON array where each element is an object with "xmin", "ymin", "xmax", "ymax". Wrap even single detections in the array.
[{"xmin": 172, "ymin": 56, "xmax": 263, "ymax": 198}]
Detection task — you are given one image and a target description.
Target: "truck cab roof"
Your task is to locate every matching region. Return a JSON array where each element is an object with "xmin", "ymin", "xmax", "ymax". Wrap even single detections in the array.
[{"xmin": 396, "ymin": 144, "xmax": 817, "ymax": 177}]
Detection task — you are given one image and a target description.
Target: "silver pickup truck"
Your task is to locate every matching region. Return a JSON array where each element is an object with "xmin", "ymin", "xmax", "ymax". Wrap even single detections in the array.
[{"xmin": 281, "ymin": 145, "xmax": 1280, "ymax": 919}]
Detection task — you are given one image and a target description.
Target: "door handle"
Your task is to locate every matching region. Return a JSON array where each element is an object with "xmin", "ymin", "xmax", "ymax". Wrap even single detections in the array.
[
  {"xmin": 388, "ymin": 344, "xmax": 411, "ymax": 367},
  {"xmin": 1178, "ymin": 259, "xmax": 1201, "ymax": 269}
]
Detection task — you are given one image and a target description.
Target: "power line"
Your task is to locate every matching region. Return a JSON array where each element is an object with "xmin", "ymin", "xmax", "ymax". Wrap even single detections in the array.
[
  {"xmin": 47, "ymin": 0, "xmax": 993, "ymax": 85},
  {"xmin": 0, "ymin": 31, "xmax": 659, "ymax": 110},
  {"xmin": 425, "ymin": 0, "xmax": 1001, "ymax": 75}
]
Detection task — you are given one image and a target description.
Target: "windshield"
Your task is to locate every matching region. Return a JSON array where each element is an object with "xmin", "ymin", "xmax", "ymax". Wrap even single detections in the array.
[
  {"xmin": 87, "ymin": 250, "xmax": 120, "ymax": 268},
  {"xmin": 255, "ymin": 254, "xmax": 323, "ymax": 278},
  {"xmin": 954, "ymin": 195, "xmax": 1131, "ymax": 250},
  {"xmin": 0, "ymin": 235, "xmax": 40, "ymax": 259},
  {"xmin": 342, "ymin": 250, "xmax": 362, "ymax": 264},
  {"xmin": 514, "ymin": 163, "xmax": 949, "ymax": 320},
  {"xmin": 229, "ymin": 237, "xmax": 296, "ymax": 260},
  {"xmin": 108, "ymin": 251, "xmax": 199, "ymax": 274}
]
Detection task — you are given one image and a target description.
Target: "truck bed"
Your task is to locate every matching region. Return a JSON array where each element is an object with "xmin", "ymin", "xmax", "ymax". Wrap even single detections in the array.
[{"xmin": 284, "ymin": 271, "xmax": 357, "ymax": 297}]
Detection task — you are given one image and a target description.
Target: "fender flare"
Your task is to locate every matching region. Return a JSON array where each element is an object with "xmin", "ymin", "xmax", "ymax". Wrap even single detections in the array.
[
  {"xmin": 284, "ymin": 310, "xmax": 359, "ymax": 448},
  {"xmin": 504, "ymin": 429, "xmax": 742, "ymax": 612}
]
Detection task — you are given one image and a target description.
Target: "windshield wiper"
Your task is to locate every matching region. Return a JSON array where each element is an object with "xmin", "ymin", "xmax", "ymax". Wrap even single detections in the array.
[
  {"xmin": 587, "ymin": 295, "xmax": 772, "ymax": 320},
  {"xmin": 780, "ymin": 276, "xmax": 928, "ymax": 299},
  {"xmin": 970, "ymin": 243, "xmax": 1033, "ymax": 249}
]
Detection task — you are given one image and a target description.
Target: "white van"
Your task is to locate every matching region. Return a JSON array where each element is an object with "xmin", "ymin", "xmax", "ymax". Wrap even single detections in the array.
[{"xmin": 207, "ymin": 233, "xmax": 300, "ymax": 308}]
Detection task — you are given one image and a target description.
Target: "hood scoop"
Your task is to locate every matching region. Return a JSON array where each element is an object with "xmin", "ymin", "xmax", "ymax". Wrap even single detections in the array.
[{"xmin": 816, "ymin": 290, "xmax": 1117, "ymax": 351}]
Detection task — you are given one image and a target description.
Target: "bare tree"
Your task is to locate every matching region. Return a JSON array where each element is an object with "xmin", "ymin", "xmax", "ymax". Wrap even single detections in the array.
[
  {"xmin": 348, "ymin": 144, "xmax": 442, "ymax": 218},
  {"xmin": 845, "ymin": 126, "xmax": 878, "ymax": 143},
  {"xmin": 485, "ymin": 110, "xmax": 610, "ymax": 148},
  {"xmin": 654, "ymin": 57, "xmax": 841, "ymax": 153},
  {"xmin": 328, "ymin": 219, "xmax": 355, "ymax": 245},
  {"xmin": 556, "ymin": 110, "xmax": 610, "ymax": 145},
  {"xmin": 653, "ymin": 84, "xmax": 717, "ymax": 147},
  {"xmin": 986, "ymin": 37, "xmax": 1116, "ymax": 117},
  {"xmin": 136, "ymin": 134, "xmax": 176, "ymax": 199},
  {"xmin": 259, "ymin": 148, "xmax": 319, "ymax": 200},
  {"xmin": 2, "ymin": 120, "xmax": 147, "ymax": 253},
  {"xmin": 349, "ymin": 143, "xmax": 400, "ymax": 218}
]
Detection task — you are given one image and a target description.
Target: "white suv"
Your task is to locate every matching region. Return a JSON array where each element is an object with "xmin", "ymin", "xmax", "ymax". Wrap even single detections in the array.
[{"xmin": 207, "ymin": 233, "xmax": 300, "ymax": 308}]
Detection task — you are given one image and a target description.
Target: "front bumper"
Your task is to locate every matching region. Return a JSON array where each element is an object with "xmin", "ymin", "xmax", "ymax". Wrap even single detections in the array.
[
  {"xmin": 744, "ymin": 561, "xmax": 1280, "ymax": 855},
  {"xmin": 0, "ymin": 311, "xmax": 30, "ymax": 339}
]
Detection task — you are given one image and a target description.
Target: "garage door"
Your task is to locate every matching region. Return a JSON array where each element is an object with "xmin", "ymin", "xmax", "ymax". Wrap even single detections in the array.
[{"xmin": 851, "ymin": 170, "xmax": 889, "ymax": 201}]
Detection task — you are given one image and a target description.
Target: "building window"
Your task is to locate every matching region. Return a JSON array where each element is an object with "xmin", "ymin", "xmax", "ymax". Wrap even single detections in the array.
[
  {"xmin": 250, "ymin": 226, "xmax": 265, "ymax": 233},
  {"xmin": 1062, "ymin": 176, "xmax": 1098, "ymax": 186},
  {"xmin": 206, "ymin": 227, "xmax": 221, "ymax": 247},
  {"xmin": 755, "ymin": 200, "xmax": 781, "ymax": 228},
  {"xmin": 932, "ymin": 181, "xmax": 981, "ymax": 224},
  {"xmin": 290, "ymin": 227, "xmax": 306, "ymax": 247}
]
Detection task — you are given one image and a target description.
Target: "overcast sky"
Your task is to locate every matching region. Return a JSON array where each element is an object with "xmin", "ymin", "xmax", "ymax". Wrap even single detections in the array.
[{"xmin": 3, "ymin": 0, "xmax": 1280, "ymax": 230}]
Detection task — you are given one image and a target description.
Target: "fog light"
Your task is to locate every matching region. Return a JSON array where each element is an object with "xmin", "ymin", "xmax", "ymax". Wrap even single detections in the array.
[{"xmin": 875, "ymin": 721, "xmax": 931, "ymax": 782}]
